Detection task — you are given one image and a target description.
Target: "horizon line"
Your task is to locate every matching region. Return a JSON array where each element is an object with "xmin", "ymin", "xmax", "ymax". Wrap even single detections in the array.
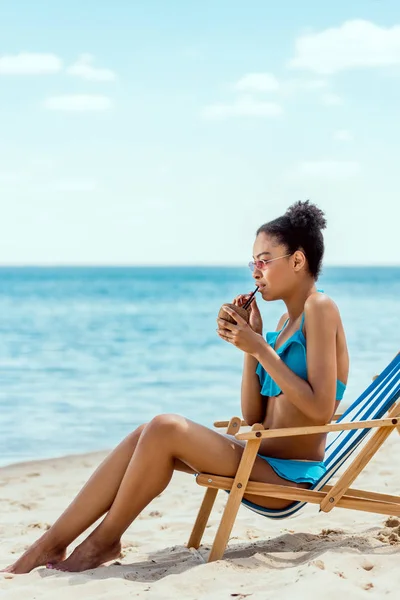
[{"xmin": 0, "ymin": 263, "xmax": 399, "ymax": 269}]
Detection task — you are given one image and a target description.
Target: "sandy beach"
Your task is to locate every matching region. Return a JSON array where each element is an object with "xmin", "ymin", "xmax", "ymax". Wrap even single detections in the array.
[{"xmin": 1, "ymin": 431, "xmax": 400, "ymax": 600}]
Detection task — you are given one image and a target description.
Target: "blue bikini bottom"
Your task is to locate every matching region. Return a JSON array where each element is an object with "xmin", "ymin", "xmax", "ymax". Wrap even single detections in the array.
[{"xmin": 258, "ymin": 455, "xmax": 326, "ymax": 485}]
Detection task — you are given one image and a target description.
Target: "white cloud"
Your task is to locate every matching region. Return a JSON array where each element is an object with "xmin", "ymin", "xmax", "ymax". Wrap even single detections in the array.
[
  {"xmin": 233, "ymin": 73, "xmax": 279, "ymax": 92},
  {"xmin": 288, "ymin": 19, "xmax": 400, "ymax": 74},
  {"xmin": 0, "ymin": 52, "xmax": 62, "ymax": 75},
  {"xmin": 333, "ymin": 130, "xmax": 353, "ymax": 142},
  {"xmin": 291, "ymin": 160, "xmax": 360, "ymax": 179},
  {"xmin": 271, "ymin": 78, "xmax": 330, "ymax": 97},
  {"xmin": 301, "ymin": 79, "xmax": 329, "ymax": 90},
  {"xmin": 201, "ymin": 95, "xmax": 283, "ymax": 119},
  {"xmin": 322, "ymin": 93, "xmax": 344, "ymax": 106},
  {"xmin": 43, "ymin": 94, "xmax": 112, "ymax": 111},
  {"xmin": 66, "ymin": 54, "xmax": 116, "ymax": 82}
]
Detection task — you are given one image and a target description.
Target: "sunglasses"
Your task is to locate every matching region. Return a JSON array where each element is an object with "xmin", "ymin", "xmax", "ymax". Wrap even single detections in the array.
[{"xmin": 248, "ymin": 253, "xmax": 292, "ymax": 272}]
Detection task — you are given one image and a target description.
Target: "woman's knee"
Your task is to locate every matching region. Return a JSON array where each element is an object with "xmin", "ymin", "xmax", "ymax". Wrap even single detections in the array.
[{"xmin": 145, "ymin": 414, "xmax": 188, "ymax": 439}]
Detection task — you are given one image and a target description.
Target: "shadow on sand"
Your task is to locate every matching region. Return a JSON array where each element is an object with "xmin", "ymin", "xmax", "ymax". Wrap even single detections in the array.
[{"xmin": 38, "ymin": 527, "xmax": 400, "ymax": 586}]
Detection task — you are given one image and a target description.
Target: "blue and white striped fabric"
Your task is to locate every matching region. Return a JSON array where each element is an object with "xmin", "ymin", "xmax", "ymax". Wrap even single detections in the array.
[{"xmin": 241, "ymin": 353, "xmax": 400, "ymax": 519}]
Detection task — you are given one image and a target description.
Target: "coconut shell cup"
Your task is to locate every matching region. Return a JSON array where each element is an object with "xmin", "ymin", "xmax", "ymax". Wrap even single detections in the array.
[{"xmin": 218, "ymin": 303, "xmax": 250, "ymax": 325}]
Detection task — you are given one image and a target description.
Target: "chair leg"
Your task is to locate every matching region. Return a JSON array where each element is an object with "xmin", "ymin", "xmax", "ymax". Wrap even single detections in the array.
[
  {"xmin": 207, "ymin": 486, "xmax": 244, "ymax": 562},
  {"xmin": 187, "ymin": 488, "xmax": 218, "ymax": 549},
  {"xmin": 208, "ymin": 427, "xmax": 262, "ymax": 562},
  {"xmin": 187, "ymin": 416, "xmax": 242, "ymax": 550}
]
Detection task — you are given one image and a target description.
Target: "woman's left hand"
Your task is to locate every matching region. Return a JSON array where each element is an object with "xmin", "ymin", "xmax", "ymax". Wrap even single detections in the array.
[{"xmin": 216, "ymin": 306, "xmax": 265, "ymax": 355}]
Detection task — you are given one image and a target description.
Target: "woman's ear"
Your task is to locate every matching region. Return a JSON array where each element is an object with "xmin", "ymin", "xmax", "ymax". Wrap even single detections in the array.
[{"xmin": 293, "ymin": 250, "xmax": 306, "ymax": 271}]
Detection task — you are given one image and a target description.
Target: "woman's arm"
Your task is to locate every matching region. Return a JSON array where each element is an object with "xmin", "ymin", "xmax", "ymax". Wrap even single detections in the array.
[
  {"xmin": 240, "ymin": 354, "xmax": 264, "ymax": 425},
  {"xmin": 240, "ymin": 313, "xmax": 288, "ymax": 425},
  {"xmin": 253, "ymin": 294, "xmax": 338, "ymax": 424}
]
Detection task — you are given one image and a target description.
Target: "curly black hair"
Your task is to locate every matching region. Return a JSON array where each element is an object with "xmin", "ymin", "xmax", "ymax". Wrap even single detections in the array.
[{"xmin": 256, "ymin": 200, "xmax": 327, "ymax": 279}]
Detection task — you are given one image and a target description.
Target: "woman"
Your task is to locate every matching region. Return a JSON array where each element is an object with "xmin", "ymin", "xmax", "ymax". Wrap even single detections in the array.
[{"xmin": 4, "ymin": 200, "xmax": 349, "ymax": 573}]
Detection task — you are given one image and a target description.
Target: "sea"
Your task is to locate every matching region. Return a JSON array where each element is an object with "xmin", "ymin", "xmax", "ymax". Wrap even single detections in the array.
[{"xmin": 0, "ymin": 266, "xmax": 399, "ymax": 467}]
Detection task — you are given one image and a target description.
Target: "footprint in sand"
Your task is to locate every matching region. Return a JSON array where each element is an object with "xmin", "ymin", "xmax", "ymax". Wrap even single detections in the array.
[{"xmin": 361, "ymin": 560, "xmax": 374, "ymax": 571}]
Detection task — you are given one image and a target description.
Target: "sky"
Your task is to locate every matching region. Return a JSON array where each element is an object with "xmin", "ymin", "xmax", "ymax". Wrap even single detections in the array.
[{"xmin": 0, "ymin": 0, "xmax": 400, "ymax": 266}]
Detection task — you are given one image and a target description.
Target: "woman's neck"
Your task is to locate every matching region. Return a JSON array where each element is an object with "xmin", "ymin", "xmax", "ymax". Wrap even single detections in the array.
[{"xmin": 282, "ymin": 280, "xmax": 317, "ymax": 323}]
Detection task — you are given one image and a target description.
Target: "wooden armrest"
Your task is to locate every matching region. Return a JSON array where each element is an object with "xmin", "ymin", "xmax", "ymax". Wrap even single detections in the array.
[
  {"xmin": 216, "ymin": 414, "xmax": 357, "ymax": 427},
  {"xmin": 214, "ymin": 419, "xmax": 247, "ymax": 428},
  {"xmin": 215, "ymin": 416, "xmax": 344, "ymax": 428},
  {"xmin": 216, "ymin": 414, "xmax": 344, "ymax": 428},
  {"xmin": 332, "ymin": 413, "xmax": 343, "ymax": 421},
  {"xmin": 235, "ymin": 417, "xmax": 398, "ymax": 440},
  {"xmin": 216, "ymin": 409, "xmax": 383, "ymax": 429}
]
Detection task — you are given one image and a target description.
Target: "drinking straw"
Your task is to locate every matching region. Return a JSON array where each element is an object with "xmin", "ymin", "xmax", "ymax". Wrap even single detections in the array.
[{"xmin": 242, "ymin": 286, "xmax": 259, "ymax": 310}]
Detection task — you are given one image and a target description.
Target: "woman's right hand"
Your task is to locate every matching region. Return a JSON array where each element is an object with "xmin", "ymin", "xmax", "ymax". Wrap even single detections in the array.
[{"xmin": 233, "ymin": 293, "xmax": 263, "ymax": 335}]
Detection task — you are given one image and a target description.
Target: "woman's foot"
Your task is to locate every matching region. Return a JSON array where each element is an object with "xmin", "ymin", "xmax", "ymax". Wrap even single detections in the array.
[
  {"xmin": 2, "ymin": 541, "xmax": 67, "ymax": 574},
  {"xmin": 49, "ymin": 537, "xmax": 122, "ymax": 572}
]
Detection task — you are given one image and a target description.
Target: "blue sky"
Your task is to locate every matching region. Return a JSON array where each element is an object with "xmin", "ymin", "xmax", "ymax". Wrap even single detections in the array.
[{"xmin": 1, "ymin": 0, "xmax": 400, "ymax": 265}]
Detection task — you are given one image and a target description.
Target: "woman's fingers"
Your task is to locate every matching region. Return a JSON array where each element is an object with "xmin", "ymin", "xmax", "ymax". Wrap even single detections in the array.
[
  {"xmin": 232, "ymin": 295, "xmax": 244, "ymax": 306},
  {"xmin": 217, "ymin": 329, "xmax": 233, "ymax": 342},
  {"xmin": 232, "ymin": 293, "xmax": 254, "ymax": 307}
]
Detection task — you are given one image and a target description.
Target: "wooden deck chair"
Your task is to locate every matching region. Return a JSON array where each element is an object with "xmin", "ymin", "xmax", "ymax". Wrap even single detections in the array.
[{"xmin": 188, "ymin": 352, "xmax": 400, "ymax": 562}]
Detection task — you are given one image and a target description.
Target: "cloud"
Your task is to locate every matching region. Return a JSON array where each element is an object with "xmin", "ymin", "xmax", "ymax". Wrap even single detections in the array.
[
  {"xmin": 0, "ymin": 52, "xmax": 62, "ymax": 75},
  {"xmin": 291, "ymin": 160, "xmax": 360, "ymax": 179},
  {"xmin": 333, "ymin": 130, "xmax": 353, "ymax": 142},
  {"xmin": 233, "ymin": 73, "xmax": 279, "ymax": 92},
  {"xmin": 201, "ymin": 95, "xmax": 283, "ymax": 119},
  {"xmin": 322, "ymin": 93, "xmax": 344, "ymax": 106},
  {"xmin": 288, "ymin": 20, "xmax": 400, "ymax": 74},
  {"xmin": 66, "ymin": 54, "xmax": 116, "ymax": 82},
  {"xmin": 43, "ymin": 94, "xmax": 112, "ymax": 111},
  {"xmin": 300, "ymin": 79, "xmax": 329, "ymax": 90}
]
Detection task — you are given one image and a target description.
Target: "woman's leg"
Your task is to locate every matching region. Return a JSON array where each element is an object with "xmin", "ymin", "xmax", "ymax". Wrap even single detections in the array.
[
  {"xmin": 53, "ymin": 414, "xmax": 308, "ymax": 572},
  {"xmin": 3, "ymin": 423, "xmax": 194, "ymax": 574}
]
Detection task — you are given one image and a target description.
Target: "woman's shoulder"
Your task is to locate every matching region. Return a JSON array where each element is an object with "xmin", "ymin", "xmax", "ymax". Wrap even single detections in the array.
[{"xmin": 304, "ymin": 291, "xmax": 341, "ymax": 325}]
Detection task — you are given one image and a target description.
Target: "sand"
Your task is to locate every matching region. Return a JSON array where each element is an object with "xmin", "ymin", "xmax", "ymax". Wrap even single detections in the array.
[{"xmin": 1, "ymin": 433, "xmax": 400, "ymax": 600}]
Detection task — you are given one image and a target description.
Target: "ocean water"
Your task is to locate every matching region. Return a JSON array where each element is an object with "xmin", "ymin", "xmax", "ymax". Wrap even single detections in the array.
[{"xmin": 0, "ymin": 266, "xmax": 399, "ymax": 467}]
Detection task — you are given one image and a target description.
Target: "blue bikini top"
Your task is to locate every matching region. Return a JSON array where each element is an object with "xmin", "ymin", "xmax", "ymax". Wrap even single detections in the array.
[{"xmin": 256, "ymin": 312, "xmax": 346, "ymax": 401}]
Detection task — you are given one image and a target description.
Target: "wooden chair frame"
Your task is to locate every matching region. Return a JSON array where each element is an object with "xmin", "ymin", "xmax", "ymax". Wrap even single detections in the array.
[{"xmin": 188, "ymin": 374, "xmax": 400, "ymax": 562}]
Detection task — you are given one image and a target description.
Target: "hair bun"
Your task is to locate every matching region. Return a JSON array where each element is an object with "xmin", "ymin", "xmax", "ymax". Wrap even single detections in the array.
[{"xmin": 285, "ymin": 200, "xmax": 327, "ymax": 231}]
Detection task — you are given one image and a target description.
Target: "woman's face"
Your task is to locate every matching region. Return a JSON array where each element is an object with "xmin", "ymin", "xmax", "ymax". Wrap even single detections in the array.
[{"xmin": 251, "ymin": 232, "xmax": 297, "ymax": 301}]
